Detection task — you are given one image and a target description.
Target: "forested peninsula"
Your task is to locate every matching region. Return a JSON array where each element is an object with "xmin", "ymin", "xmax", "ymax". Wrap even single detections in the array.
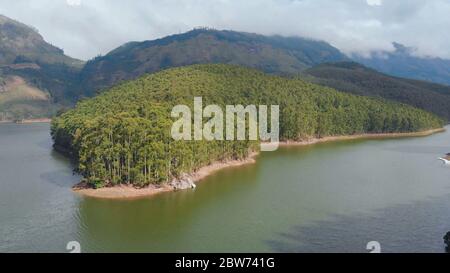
[{"xmin": 51, "ymin": 64, "xmax": 444, "ymax": 192}]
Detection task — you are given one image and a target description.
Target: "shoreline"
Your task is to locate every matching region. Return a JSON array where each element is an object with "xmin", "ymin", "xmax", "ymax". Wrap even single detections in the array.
[
  {"xmin": 279, "ymin": 128, "xmax": 446, "ymax": 147},
  {"xmin": 0, "ymin": 118, "xmax": 52, "ymax": 124},
  {"xmin": 73, "ymin": 127, "xmax": 445, "ymax": 200},
  {"xmin": 73, "ymin": 152, "xmax": 259, "ymax": 199}
]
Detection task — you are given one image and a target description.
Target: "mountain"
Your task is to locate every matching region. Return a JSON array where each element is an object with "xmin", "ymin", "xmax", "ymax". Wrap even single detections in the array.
[
  {"xmin": 2, "ymin": 16, "xmax": 449, "ymax": 124},
  {"xmin": 304, "ymin": 62, "xmax": 450, "ymax": 121},
  {"xmin": 0, "ymin": 15, "xmax": 82, "ymax": 66},
  {"xmin": 0, "ymin": 14, "xmax": 84, "ymax": 121},
  {"xmin": 78, "ymin": 28, "xmax": 348, "ymax": 97},
  {"xmin": 353, "ymin": 43, "xmax": 450, "ymax": 86},
  {"xmin": 52, "ymin": 64, "xmax": 443, "ymax": 188}
]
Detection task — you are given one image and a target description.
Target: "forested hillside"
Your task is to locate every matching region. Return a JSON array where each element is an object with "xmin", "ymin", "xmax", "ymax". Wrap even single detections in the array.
[
  {"xmin": 77, "ymin": 28, "xmax": 348, "ymax": 97},
  {"xmin": 305, "ymin": 62, "xmax": 450, "ymax": 120},
  {"xmin": 52, "ymin": 64, "xmax": 444, "ymax": 188}
]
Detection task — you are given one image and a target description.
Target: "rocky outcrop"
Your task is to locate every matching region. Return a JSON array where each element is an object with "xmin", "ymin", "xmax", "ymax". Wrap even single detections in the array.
[
  {"xmin": 444, "ymin": 231, "xmax": 450, "ymax": 252},
  {"xmin": 169, "ymin": 174, "xmax": 196, "ymax": 190}
]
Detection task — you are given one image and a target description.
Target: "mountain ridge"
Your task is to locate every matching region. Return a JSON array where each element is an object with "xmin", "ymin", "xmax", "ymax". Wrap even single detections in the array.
[
  {"xmin": 2, "ymin": 14, "xmax": 450, "ymax": 123},
  {"xmin": 0, "ymin": 14, "xmax": 83, "ymax": 67},
  {"xmin": 78, "ymin": 28, "xmax": 348, "ymax": 97}
]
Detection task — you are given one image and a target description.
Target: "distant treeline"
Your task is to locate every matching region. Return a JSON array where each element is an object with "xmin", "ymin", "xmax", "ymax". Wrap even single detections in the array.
[
  {"xmin": 51, "ymin": 64, "xmax": 444, "ymax": 188},
  {"xmin": 305, "ymin": 62, "xmax": 450, "ymax": 121}
]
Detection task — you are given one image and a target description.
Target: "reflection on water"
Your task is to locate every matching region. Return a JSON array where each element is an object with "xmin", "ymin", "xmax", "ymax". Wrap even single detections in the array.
[
  {"xmin": 76, "ymin": 164, "xmax": 261, "ymax": 252},
  {"xmin": 0, "ymin": 123, "xmax": 450, "ymax": 252}
]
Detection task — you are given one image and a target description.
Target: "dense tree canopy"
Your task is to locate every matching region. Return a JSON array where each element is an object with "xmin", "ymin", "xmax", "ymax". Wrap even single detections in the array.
[{"xmin": 52, "ymin": 64, "xmax": 444, "ymax": 188}]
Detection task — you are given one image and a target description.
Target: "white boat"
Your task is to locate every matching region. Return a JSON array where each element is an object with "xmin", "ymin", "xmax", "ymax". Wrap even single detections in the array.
[{"xmin": 438, "ymin": 157, "xmax": 450, "ymax": 165}]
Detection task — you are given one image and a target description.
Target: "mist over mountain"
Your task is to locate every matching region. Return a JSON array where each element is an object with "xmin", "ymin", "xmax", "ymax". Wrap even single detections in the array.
[{"xmin": 353, "ymin": 42, "xmax": 450, "ymax": 86}]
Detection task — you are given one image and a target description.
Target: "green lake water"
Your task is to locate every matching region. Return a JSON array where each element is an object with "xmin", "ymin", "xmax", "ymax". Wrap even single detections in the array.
[{"xmin": 1, "ymin": 123, "xmax": 449, "ymax": 252}]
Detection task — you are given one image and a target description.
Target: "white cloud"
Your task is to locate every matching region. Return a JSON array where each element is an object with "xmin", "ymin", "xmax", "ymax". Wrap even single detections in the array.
[{"xmin": 0, "ymin": 0, "xmax": 449, "ymax": 60}]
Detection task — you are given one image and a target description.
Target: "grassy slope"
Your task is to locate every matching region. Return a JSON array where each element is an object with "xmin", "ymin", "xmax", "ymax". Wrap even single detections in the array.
[{"xmin": 0, "ymin": 75, "xmax": 53, "ymax": 120}]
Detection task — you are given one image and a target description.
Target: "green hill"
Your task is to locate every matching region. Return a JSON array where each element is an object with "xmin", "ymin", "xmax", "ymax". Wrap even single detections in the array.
[
  {"xmin": 52, "ymin": 64, "xmax": 444, "ymax": 188},
  {"xmin": 78, "ymin": 28, "xmax": 348, "ymax": 97},
  {"xmin": 304, "ymin": 62, "xmax": 450, "ymax": 120}
]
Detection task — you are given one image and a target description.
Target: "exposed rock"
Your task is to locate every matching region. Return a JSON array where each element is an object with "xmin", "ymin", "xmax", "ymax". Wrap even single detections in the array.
[
  {"xmin": 169, "ymin": 173, "xmax": 196, "ymax": 190},
  {"xmin": 444, "ymin": 231, "xmax": 450, "ymax": 248}
]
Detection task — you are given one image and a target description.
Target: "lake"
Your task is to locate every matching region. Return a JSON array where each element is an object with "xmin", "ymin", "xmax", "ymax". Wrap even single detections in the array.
[{"xmin": 0, "ymin": 123, "xmax": 449, "ymax": 253}]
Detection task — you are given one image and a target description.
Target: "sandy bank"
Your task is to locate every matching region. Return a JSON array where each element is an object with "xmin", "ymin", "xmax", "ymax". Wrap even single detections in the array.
[
  {"xmin": 279, "ymin": 128, "xmax": 445, "ymax": 147},
  {"xmin": 0, "ymin": 118, "xmax": 52, "ymax": 124},
  {"xmin": 73, "ymin": 128, "xmax": 445, "ymax": 199},
  {"xmin": 18, "ymin": 118, "xmax": 52, "ymax": 124},
  {"xmin": 73, "ymin": 183, "xmax": 174, "ymax": 199}
]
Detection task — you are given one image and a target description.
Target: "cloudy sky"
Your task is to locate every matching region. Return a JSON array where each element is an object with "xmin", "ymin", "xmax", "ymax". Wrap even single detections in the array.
[{"xmin": 1, "ymin": 0, "xmax": 449, "ymax": 61}]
